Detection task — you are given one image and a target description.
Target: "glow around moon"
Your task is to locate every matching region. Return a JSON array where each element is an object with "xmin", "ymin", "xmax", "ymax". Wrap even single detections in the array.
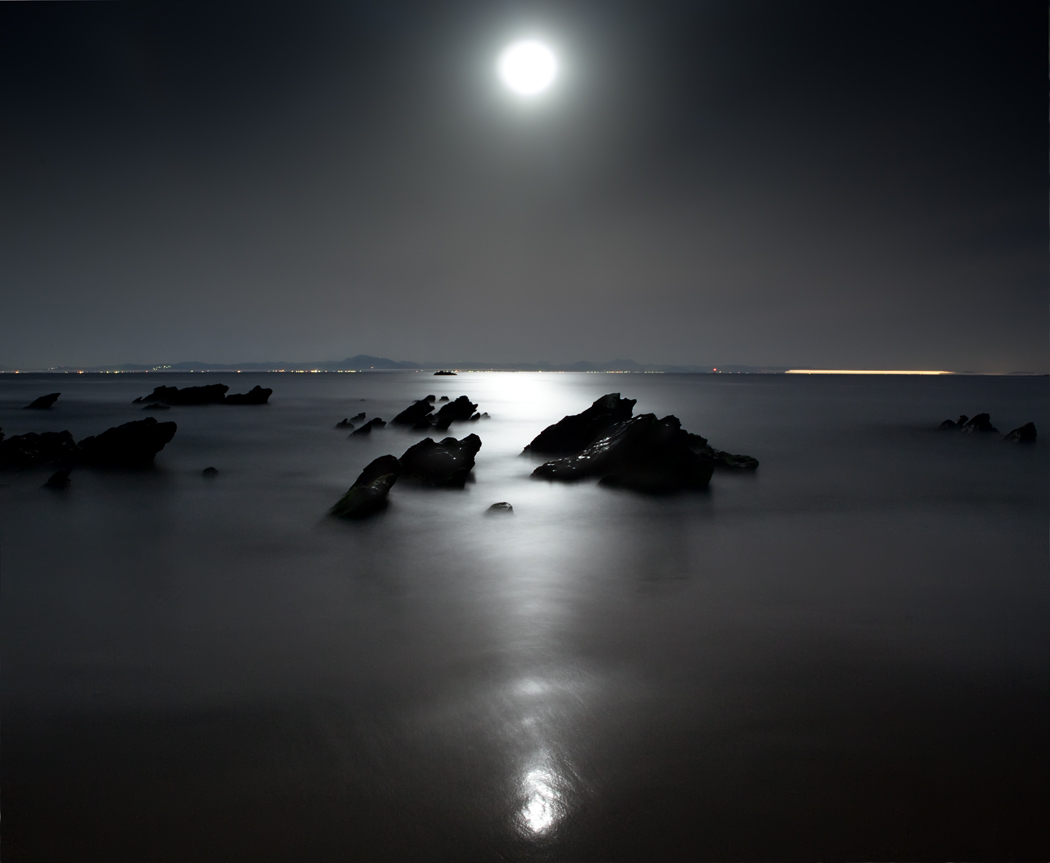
[{"xmin": 498, "ymin": 40, "xmax": 558, "ymax": 96}]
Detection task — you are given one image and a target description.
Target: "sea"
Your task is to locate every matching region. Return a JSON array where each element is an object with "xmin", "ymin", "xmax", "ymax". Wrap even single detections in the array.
[{"xmin": 1, "ymin": 371, "xmax": 1047, "ymax": 860}]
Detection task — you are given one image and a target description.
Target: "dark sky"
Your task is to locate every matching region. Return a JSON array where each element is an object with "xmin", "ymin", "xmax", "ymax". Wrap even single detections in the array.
[{"xmin": 1, "ymin": 1, "xmax": 1045, "ymax": 371}]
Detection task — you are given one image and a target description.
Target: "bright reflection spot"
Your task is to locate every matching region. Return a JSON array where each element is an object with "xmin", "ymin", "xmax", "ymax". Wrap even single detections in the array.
[
  {"xmin": 520, "ymin": 766, "xmax": 563, "ymax": 834},
  {"xmin": 498, "ymin": 40, "xmax": 558, "ymax": 96}
]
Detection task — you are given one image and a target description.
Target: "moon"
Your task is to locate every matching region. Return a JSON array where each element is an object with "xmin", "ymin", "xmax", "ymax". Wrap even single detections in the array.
[{"xmin": 498, "ymin": 40, "xmax": 558, "ymax": 96}]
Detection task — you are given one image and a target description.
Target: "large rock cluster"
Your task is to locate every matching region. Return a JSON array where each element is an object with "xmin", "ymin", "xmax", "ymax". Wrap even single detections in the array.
[
  {"xmin": 133, "ymin": 384, "xmax": 272, "ymax": 405},
  {"xmin": 525, "ymin": 393, "xmax": 758, "ymax": 493},
  {"xmin": 390, "ymin": 395, "xmax": 483, "ymax": 432},
  {"xmin": 939, "ymin": 413, "xmax": 1037, "ymax": 442},
  {"xmin": 0, "ymin": 417, "xmax": 177, "ymax": 469}
]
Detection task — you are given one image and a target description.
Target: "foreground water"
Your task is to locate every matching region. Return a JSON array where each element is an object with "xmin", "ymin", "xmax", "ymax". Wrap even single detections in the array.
[{"xmin": 2, "ymin": 372, "xmax": 1047, "ymax": 860}]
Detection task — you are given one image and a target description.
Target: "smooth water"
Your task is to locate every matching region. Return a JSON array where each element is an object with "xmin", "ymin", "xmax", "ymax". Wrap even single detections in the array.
[{"xmin": 2, "ymin": 372, "xmax": 1047, "ymax": 860}]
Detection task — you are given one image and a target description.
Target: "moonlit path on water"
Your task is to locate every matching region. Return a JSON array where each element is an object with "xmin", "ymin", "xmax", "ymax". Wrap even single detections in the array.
[{"xmin": 1, "ymin": 372, "xmax": 1047, "ymax": 860}]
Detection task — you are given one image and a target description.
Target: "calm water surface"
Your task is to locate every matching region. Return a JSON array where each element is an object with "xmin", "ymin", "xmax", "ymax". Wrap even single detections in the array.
[{"xmin": 2, "ymin": 372, "xmax": 1047, "ymax": 860}]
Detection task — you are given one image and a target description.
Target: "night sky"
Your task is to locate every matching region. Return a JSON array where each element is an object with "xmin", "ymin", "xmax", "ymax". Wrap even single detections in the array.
[{"xmin": 1, "ymin": 1, "xmax": 1045, "ymax": 372}]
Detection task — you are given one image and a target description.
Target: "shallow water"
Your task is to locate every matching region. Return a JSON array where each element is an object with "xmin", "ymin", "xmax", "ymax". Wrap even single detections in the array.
[{"xmin": 2, "ymin": 372, "xmax": 1047, "ymax": 860}]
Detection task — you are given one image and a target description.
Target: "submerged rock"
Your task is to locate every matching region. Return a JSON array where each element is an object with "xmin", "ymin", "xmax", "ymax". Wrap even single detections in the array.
[
  {"xmin": 45, "ymin": 468, "xmax": 71, "ymax": 489},
  {"xmin": 432, "ymin": 396, "xmax": 479, "ymax": 431},
  {"xmin": 486, "ymin": 501, "xmax": 514, "ymax": 515},
  {"xmin": 1003, "ymin": 422, "xmax": 1037, "ymax": 443},
  {"xmin": 350, "ymin": 417, "xmax": 386, "ymax": 436},
  {"xmin": 330, "ymin": 454, "xmax": 402, "ymax": 519},
  {"xmin": 224, "ymin": 385, "xmax": 272, "ymax": 405},
  {"xmin": 24, "ymin": 393, "xmax": 60, "ymax": 410},
  {"xmin": 77, "ymin": 417, "xmax": 177, "ymax": 468},
  {"xmin": 142, "ymin": 403, "xmax": 171, "ymax": 411},
  {"xmin": 335, "ymin": 418, "xmax": 355, "ymax": 429},
  {"xmin": 392, "ymin": 398, "xmax": 436, "ymax": 426},
  {"xmin": 399, "ymin": 433, "xmax": 482, "ymax": 488},
  {"xmin": 202, "ymin": 466, "xmax": 218, "ymax": 477},
  {"xmin": 134, "ymin": 384, "xmax": 228, "ymax": 405},
  {"xmin": 0, "ymin": 430, "xmax": 79, "ymax": 469},
  {"xmin": 534, "ymin": 414, "xmax": 715, "ymax": 493},
  {"xmin": 523, "ymin": 393, "xmax": 637, "ymax": 456}
]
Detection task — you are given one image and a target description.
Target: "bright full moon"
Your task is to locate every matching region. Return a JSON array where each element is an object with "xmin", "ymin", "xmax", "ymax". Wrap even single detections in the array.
[{"xmin": 498, "ymin": 40, "xmax": 558, "ymax": 96}]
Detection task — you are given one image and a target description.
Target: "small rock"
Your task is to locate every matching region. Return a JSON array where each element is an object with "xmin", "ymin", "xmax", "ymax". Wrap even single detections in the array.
[
  {"xmin": 486, "ymin": 502, "xmax": 513, "ymax": 515},
  {"xmin": 45, "ymin": 469, "xmax": 71, "ymax": 489},
  {"xmin": 351, "ymin": 412, "xmax": 366, "ymax": 421},
  {"xmin": 24, "ymin": 393, "xmax": 60, "ymax": 410},
  {"xmin": 961, "ymin": 413, "xmax": 998, "ymax": 434},
  {"xmin": 1003, "ymin": 422, "xmax": 1037, "ymax": 443},
  {"xmin": 439, "ymin": 396, "xmax": 449, "ymax": 402},
  {"xmin": 350, "ymin": 418, "xmax": 386, "ymax": 436},
  {"xmin": 335, "ymin": 418, "xmax": 355, "ymax": 429},
  {"xmin": 202, "ymin": 466, "xmax": 219, "ymax": 477}
]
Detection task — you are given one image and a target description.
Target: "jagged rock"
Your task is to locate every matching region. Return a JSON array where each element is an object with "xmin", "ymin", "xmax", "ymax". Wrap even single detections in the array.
[
  {"xmin": 142, "ymin": 403, "xmax": 171, "ymax": 411},
  {"xmin": 77, "ymin": 417, "xmax": 177, "ymax": 468},
  {"xmin": 432, "ymin": 396, "xmax": 479, "ymax": 431},
  {"xmin": 399, "ymin": 434, "xmax": 482, "ymax": 488},
  {"xmin": 0, "ymin": 430, "xmax": 79, "ymax": 468},
  {"xmin": 330, "ymin": 455, "xmax": 402, "ymax": 519},
  {"xmin": 24, "ymin": 393, "xmax": 60, "ymax": 410},
  {"xmin": 523, "ymin": 393, "xmax": 637, "ymax": 455},
  {"xmin": 939, "ymin": 414, "xmax": 971, "ymax": 430},
  {"xmin": 684, "ymin": 431, "xmax": 758, "ymax": 470},
  {"xmin": 224, "ymin": 385, "xmax": 272, "ymax": 405},
  {"xmin": 350, "ymin": 418, "xmax": 386, "ymax": 436},
  {"xmin": 438, "ymin": 396, "xmax": 449, "ymax": 402},
  {"xmin": 1003, "ymin": 422, "xmax": 1037, "ymax": 443},
  {"xmin": 202, "ymin": 466, "xmax": 218, "ymax": 477},
  {"xmin": 45, "ymin": 469, "xmax": 71, "ymax": 489},
  {"xmin": 134, "ymin": 384, "xmax": 228, "ymax": 405},
  {"xmin": 351, "ymin": 412, "xmax": 366, "ymax": 421},
  {"xmin": 392, "ymin": 398, "xmax": 435, "ymax": 426},
  {"xmin": 335, "ymin": 419, "xmax": 355, "ymax": 429},
  {"xmin": 534, "ymin": 414, "xmax": 715, "ymax": 493},
  {"xmin": 961, "ymin": 413, "xmax": 998, "ymax": 434},
  {"xmin": 434, "ymin": 370, "xmax": 457, "ymax": 375},
  {"xmin": 486, "ymin": 501, "xmax": 513, "ymax": 515}
]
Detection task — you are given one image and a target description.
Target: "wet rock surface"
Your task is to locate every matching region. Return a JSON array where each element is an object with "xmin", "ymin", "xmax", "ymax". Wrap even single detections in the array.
[
  {"xmin": 1003, "ymin": 422, "xmax": 1037, "ymax": 443},
  {"xmin": 528, "ymin": 394, "xmax": 757, "ymax": 493},
  {"xmin": 399, "ymin": 434, "xmax": 482, "ymax": 488},
  {"xmin": 524, "ymin": 393, "xmax": 637, "ymax": 455},
  {"xmin": 330, "ymin": 455, "xmax": 402, "ymax": 519},
  {"xmin": 24, "ymin": 393, "xmax": 60, "ymax": 410},
  {"xmin": 77, "ymin": 418, "xmax": 178, "ymax": 468}
]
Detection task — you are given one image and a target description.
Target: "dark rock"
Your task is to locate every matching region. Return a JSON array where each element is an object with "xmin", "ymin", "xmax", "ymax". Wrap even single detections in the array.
[
  {"xmin": 961, "ymin": 413, "xmax": 998, "ymax": 434},
  {"xmin": 142, "ymin": 403, "xmax": 171, "ymax": 411},
  {"xmin": 1003, "ymin": 422, "xmax": 1037, "ymax": 443},
  {"xmin": 330, "ymin": 454, "xmax": 402, "ymax": 519},
  {"xmin": 524, "ymin": 393, "xmax": 637, "ymax": 455},
  {"xmin": 486, "ymin": 501, "xmax": 513, "ymax": 515},
  {"xmin": 202, "ymin": 466, "xmax": 218, "ymax": 477},
  {"xmin": 335, "ymin": 418, "xmax": 355, "ymax": 429},
  {"xmin": 432, "ymin": 396, "xmax": 479, "ymax": 431},
  {"xmin": 224, "ymin": 385, "xmax": 272, "ymax": 405},
  {"xmin": 351, "ymin": 412, "xmax": 366, "ymax": 421},
  {"xmin": 684, "ymin": 431, "xmax": 758, "ymax": 470},
  {"xmin": 434, "ymin": 370, "xmax": 457, "ymax": 375},
  {"xmin": 350, "ymin": 418, "xmax": 386, "ymax": 436},
  {"xmin": 939, "ymin": 415, "xmax": 970, "ymax": 430},
  {"xmin": 534, "ymin": 414, "xmax": 715, "ymax": 493},
  {"xmin": 77, "ymin": 417, "xmax": 177, "ymax": 468},
  {"xmin": 438, "ymin": 396, "xmax": 449, "ymax": 402},
  {"xmin": 134, "ymin": 384, "xmax": 228, "ymax": 405},
  {"xmin": 469, "ymin": 412, "xmax": 481, "ymax": 421},
  {"xmin": 0, "ymin": 430, "xmax": 79, "ymax": 468},
  {"xmin": 399, "ymin": 434, "xmax": 482, "ymax": 488},
  {"xmin": 45, "ymin": 468, "xmax": 71, "ymax": 489},
  {"xmin": 24, "ymin": 393, "xmax": 60, "ymax": 410},
  {"xmin": 480, "ymin": 412, "xmax": 490, "ymax": 419},
  {"xmin": 392, "ymin": 398, "xmax": 435, "ymax": 426}
]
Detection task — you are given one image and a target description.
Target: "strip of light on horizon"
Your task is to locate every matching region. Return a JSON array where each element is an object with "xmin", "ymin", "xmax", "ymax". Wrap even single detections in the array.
[{"xmin": 785, "ymin": 369, "xmax": 953, "ymax": 375}]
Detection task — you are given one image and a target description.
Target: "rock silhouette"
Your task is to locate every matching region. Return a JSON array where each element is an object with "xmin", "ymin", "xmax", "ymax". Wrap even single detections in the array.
[
  {"xmin": 1003, "ymin": 422, "xmax": 1037, "ymax": 443},
  {"xmin": 962, "ymin": 413, "xmax": 998, "ymax": 434},
  {"xmin": 392, "ymin": 398, "xmax": 436, "ymax": 426},
  {"xmin": 330, "ymin": 455, "xmax": 402, "ymax": 519},
  {"xmin": 335, "ymin": 419, "xmax": 355, "ymax": 429},
  {"xmin": 399, "ymin": 434, "xmax": 482, "ymax": 488},
  {"xmin": 78, "ymin": 417, "xmax": 177, "ymax": 468},
  {"xmin": 523, "ymin": 393, "xmax": 637, "ymax": 455},
  {"xmin": 24, "ymin": 393, "xmax": 60, "ymax": 410},
  {"xmin": 432, "ymin": 396, "xmax": 479, "ymax": 430},
  {"xmin": 202, "ymin": 466, "xmax": 219, "ymax": 477},
  {"xmin": 224, "ymin": 385, "xmax": 272, "ymax": 405},
  {"xmin": 0, "ymin": 430, "xmax": 79, "ymax": 468},
  {"xmin": 486, "ymin": 502, "xmax": 513, "ymax": 515},
  {"xmin": 351, "ymin": 412, "xmax": 366, "ymax": 421},
  {"xmin": 434, "ymin": 370, "xmax": 457, "ymax": 375},
  {"xmin": 350, "ymin": 417, "xmax": 386, "ymax": 436},
  {"xmin": 141, "ymin": 403, "xmax": 171, "ymax": 411}
]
